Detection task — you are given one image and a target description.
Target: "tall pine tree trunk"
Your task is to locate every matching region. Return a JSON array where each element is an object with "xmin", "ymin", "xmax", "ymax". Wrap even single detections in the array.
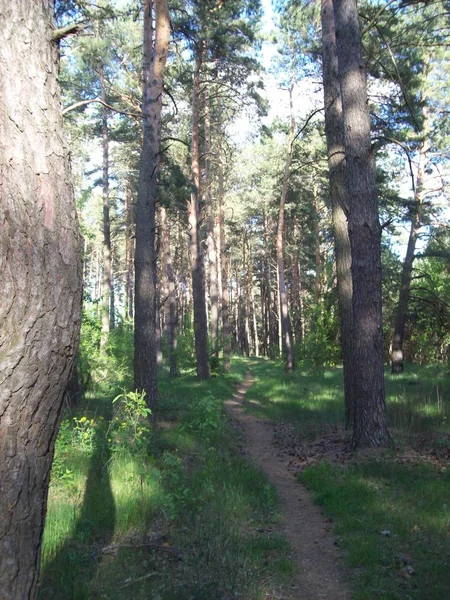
[
  {"xmin": 125, "ymin": 183, "xmax": 134, "ymax": 320},
  {"xmin": 188, "ymin": 47, "xmax": 210, "ymax": 380},
  {"xmin": 391, "ymin": 127, "xmax": 429, "ymax": 373},
  {"xmin": 334, "ymin": 0, "xmax": 389, "ymax": 447},
  {"xmin": 291, "ymin": 216, "xmax": 304, "ymax": 343},
  {"xmin": 321, "ymin": 0, "xmax": 354, "ymax": 428},
  {"xmin": 0, "ymin": 3, "xmax": 83, "ymax": 596},
  {"xmin": 218, "ymin": 130, "xmax": 231, "ymax": 371},
  {"xmin": 204, "ymin": 95, "xmax": 219, "ymax": 356},
  {"xmin": 134, "ymin": 0, "xmax": 170, "ymax": 411},
  {"xmin": 277, "ymin": 82, "xmax": 295, "ymax": 372},
  {"xmin": 263, "ymin": 212, "xmax": 277, "ymax": 359},
  {"xmin": 160, "ymin": 206, "xmax": 178, "ymax": 376},
  {"xmin": 100, "ymin": 74, "xmax": 113, "ymax": 350}
]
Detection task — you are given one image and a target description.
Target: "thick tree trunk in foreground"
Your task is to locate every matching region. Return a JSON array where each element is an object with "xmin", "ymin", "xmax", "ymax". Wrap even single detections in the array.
[
  {"xmin": 134, "ymin": 0, "xmax": 170, "ymax": 411},
  {"xmin": 321, "ymin": 0, "xmax": 354, "ymax": 429},
  {"xmin": 391, "ymin": 132, "xmax": 429, "ymax": 373},
  {"xmin": 277, "ymin": 82, "xmax": 295, "ymax": 372},
  {"xmin": 334, "ymin": 0, "xmax": 389, "ymax": 448},
  {"xmin": 188, "ymin": 48, "xmax": 210, "ymax": 380},
  {"xmin": 0, "ymin": 3, "xmax": 83, "ymax": 597}
]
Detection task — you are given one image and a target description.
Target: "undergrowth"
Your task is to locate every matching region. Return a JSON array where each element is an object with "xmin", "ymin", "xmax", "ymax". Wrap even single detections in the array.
[{"xmin": 39, "ymin": 356, "xmax": 296, "ymax": 599}]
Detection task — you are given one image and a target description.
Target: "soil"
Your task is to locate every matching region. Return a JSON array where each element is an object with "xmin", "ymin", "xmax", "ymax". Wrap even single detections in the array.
[{"xmin": 224, "ymin": 372, "xmax": 351, "ymax": 600}]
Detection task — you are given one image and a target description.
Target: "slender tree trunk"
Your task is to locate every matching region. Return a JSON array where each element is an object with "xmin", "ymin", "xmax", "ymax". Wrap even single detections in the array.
[
  {"xmin": 0, "ymin": 3, "xmax": 83, "ymax": 597},
  {"xmin": 250, "ymin": 257, "xmax": 260, "ymax": 357},
  {"xmin": 291, "ymin": 216, "xmax": 303, "ymax": 343},
  {"xmin": 391, "ymin": 130, "xmax": 429, "ymax": 373},
  {"xmin": 188, "ymin": 48, "xmax": 210, "ymax": 379},
  {"xmin": 160, "ymin": 206, "xmax": 178, "ymax": 376},
  {"xmin": 321, "ymin": 0, "xmax": 354, "ymax": 428},
  {"xmin": 277, "ymin": 82, "xmax": 295, "ymax": 372},
  {"xmin": 204, "ymin": 95, "xmax": 219, "ymax": 356},
  {"xmin": 263, "ymin": 212, "xmax": 277, "ymax": 359},
  {"xmin": 134, "ymin": 0, "xmax": 171, "ymax": 411},
  {"xmin": 334, "ymin": 0, "xmax": 389, "ymax": 448},
  {"xmin": 125, "ymin": 184, "xmax": 134, "ymax": 320},
  {"xmin": 313, "ymin": 181, "xmax": 322, "ymax": 307},
  {"xmin": 243, "ymin": 233, "xmax": 251, "ymax": 357},
  {"xmin": 100, "ymin": 77, "xmax": 113, "ymax": 349},
  {"xmin": 218, "ymin": 130, "xmax": 231, "ymax": 371}
]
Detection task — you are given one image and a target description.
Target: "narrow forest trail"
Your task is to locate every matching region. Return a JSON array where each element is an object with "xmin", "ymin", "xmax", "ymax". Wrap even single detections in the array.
[{"xmin": 224, "ymin": 371, "xmax": 351, "ymax": 600}]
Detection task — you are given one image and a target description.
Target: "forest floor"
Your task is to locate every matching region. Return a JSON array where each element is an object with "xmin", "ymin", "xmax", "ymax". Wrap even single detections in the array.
[{"xmin": 224, "ymin": 370, "xmax": 351, "ymax": 600}]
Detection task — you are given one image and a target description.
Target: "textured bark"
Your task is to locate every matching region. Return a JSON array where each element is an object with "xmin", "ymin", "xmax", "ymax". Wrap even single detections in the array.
[
  {"xmin": 321, "ymin": 0, "xmax": 354, "ymax": 428},
  {"xmin": 277, "ymin": 83, "xmax": 295, "ymax": 372},
  {"xmin": 160, "ymin": 206, "xmax": 178, "ymax": 377},
  {"xmin": 0, "ymin": 2, "xmax": 83, "ymax": 598},
  {"xmin": 391, "ymin": 131, "xmax": 429, "ymax": 373},
  {"xmin": 218, "ymin": 134, "xmax": 231, "ymax": 371},
  {"xmin": 188, "ymin": 49, "xmax": 210, "ymax": 380},
  {"xmin": 134, "ymin": 0, "xmax": 170, "ymax": 410},
  {"xmin": 334, "ymin": 0, "xmax": 389, "ymax": 448}
]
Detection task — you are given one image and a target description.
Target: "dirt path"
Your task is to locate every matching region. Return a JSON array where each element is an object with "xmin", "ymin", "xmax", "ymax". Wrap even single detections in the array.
[{"xmin": 224, "ymin": 372, "xmax": 351, "ymax": 600}]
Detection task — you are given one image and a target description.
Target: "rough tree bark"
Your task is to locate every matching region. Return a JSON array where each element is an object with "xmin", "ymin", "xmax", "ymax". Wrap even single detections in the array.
[
  {"xmin": 188, "ymin": 47, "xmax": 210, "ymax": 380},
  {"xmin": 0, "ymin": 2, "xmax": 83, "ymax": 597},
  {"xmin": 134, "ymin": 0, "xmax": 170, "ymax": 411},
  {"xmin": 334, "ymin": 0, "xmax": 389, "ymax": 447},
  {"xmin": 277, "ymin": 81, "xmax": 295, "ymax": 372},
  {"xmin": 321, "ymin": 0, "xmax": 355, "ymax": 428}
]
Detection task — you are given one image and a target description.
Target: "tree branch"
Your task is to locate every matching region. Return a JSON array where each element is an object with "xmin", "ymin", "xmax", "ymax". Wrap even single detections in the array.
[
  {"xmin": 62, "ymin": 98, "xmax": 141, "ymax": 118},
  {"xmin": 52, "ymin": 22, "xmax": 89, "ymax": 41}
]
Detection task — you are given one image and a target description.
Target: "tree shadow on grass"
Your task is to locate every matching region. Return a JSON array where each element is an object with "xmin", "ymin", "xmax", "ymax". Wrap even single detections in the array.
[{"xmin": 39, "ymin": 406, "xmax": 116, "ymax": 599}]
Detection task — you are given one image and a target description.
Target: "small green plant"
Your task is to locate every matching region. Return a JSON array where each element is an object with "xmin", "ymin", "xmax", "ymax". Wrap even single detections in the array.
[
  {"xmin": 111, "ymin": 389, "xmax": 152, "ymax": 452},
  {"xmin": 72, "ymin": 415, "xmax": 97, "ymax": 452},
  {"xmin": 181, "ymin": 393, "xmax": 225, "ymax": 442}
]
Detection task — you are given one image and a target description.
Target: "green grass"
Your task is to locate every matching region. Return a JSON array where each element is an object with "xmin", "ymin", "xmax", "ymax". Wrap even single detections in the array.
[
  {"xmin": 244, "ymin": 358, "xmax": 450, "ymax": 440},
  {"xmin": 39, "ymin": 356, "xmax": 297, "ymax": 600},
  {"xmin": 242, "ymin": 358, "xmax": 450, "ymax": 600},
  {"xmin": 302, "ymin": 462, "xmax": 450, "ymax": 600}
]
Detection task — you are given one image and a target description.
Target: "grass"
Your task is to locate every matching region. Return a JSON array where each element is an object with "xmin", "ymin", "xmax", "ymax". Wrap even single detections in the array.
[
  {"xmin": 242, "ymin": 357, "xmax": 450, "ymax": 599},
  {"xmin": 244, "ymin": 358, "xmax": 450, "ymax": 440},
  {"xmin": 39, "ymin": 356, "xmax": 297, "ymax": 600},
  {"xmin": 40, "ymin": 350, "xmax": 450, "ymax": 599},
  {"xmin": 302, "ymin": 462, "xmax": 450, "ymax": 599}
]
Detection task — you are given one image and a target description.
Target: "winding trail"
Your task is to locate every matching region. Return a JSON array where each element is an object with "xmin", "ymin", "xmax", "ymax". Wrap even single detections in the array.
[{"xmin": 224, "ymin": 371, "xmax": 351, "ymax": 600}]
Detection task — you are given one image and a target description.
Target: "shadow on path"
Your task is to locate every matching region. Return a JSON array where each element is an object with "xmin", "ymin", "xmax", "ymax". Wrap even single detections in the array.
[{"xmin": 39, "ymin": 405, "xmax": 116, "ymax": 599}]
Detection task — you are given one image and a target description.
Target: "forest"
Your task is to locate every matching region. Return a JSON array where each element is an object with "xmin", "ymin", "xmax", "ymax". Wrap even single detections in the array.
[{"xmin": 0, "ymin": 0, "xmax": 449, "ymax": 598}]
